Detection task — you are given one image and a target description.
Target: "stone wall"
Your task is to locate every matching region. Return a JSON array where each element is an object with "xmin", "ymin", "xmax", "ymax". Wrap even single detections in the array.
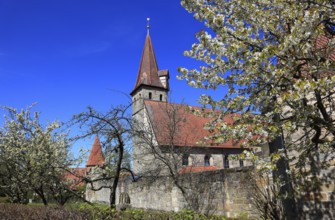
[
  {"xmin": 299, "ymin": 164, "xmax": 335, "ymax": 220},
  {"xmin": 86, "ymin": 167, "xmax": 259, "ymax": 218},
  {"xmin": 86, "ymin": 180, "xmax": 111, "ymax": 204}
]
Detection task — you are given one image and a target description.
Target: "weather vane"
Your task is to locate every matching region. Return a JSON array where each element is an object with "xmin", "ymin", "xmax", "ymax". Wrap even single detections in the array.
[{"xmin": 147, "ymin": 18, "xmax": 150, "ymax": 35}]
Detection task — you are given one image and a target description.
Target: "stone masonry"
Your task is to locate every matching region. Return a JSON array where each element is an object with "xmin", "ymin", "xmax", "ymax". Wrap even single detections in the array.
[{"xmin": 86, "ymin": 167, "xmax": 259, "ymax": 218}]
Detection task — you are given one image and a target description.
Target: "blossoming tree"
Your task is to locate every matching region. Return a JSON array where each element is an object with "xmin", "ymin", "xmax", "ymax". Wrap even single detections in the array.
[
  {"xmin": 0, "ymin": 105, "xmax": 80, "ymax": 205},
  {"xmin": 179, "ymin": 0, "xmax": 334, "ymax": 219}
]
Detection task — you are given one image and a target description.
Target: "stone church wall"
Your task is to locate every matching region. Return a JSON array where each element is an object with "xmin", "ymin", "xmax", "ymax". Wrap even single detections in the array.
[{"xmin": 86, "ymin": 167, "xmax": 259, "ymax": 218}]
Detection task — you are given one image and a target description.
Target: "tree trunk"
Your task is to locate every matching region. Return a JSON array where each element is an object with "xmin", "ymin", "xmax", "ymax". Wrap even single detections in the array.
[
  {"xmin": 35, "ymin": 188, "xmax": 48, "ymax": 206},
  {"xmin": 268, "ymin": 131, "xmax": 297, "ymax": 219},
  {"xmin": 110, "ymin": 142, "xmax": 124, "ymax": 208}
]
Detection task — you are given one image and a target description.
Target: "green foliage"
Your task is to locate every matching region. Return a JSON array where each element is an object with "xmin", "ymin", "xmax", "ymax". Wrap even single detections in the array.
[
  {"xmin": 0, "ymin": 203, "xmax": 250, "ymax": 219},
  {"xmin": 0, "ymin": 196, "xmax": 10, "ymax": 203},
  {"xmin": 174, "ymin": 209, "xmax": 209, "ymax": 220},
  {"xmin": 0, "ymin": 203, "xmax": 90, "ymax": 220},
  {"xmin": 73, "ymin": 203, "xmax": 116, "ymax": 220},
  {"xmin": 68, "ymin": 203, "xmax": 226, "ymax": 219}
]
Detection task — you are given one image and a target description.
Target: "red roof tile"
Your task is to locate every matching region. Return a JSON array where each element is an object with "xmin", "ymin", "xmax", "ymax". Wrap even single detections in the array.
[
  {"xmin": 315, "ymin": 34, "xmax": 335, "ymax": 61},
  {"xmin": 144, "ymin": 100, "xmax": 244, "ymax": 148},
  {"xmin": 86, "ymin": 136, "xmax": 105, "ymax": 167},
  {"xmin": 63, "ymin": 167, "xmax": 88, "ymax": 189},
  {"xmin": 158, "ymin": 69, "xmax": 169, "ymax": 77},
  {"xmin": 131, "ymin": 34, "xmax": 168, "ymax": 95},
  {"xmin": 315, "ymin": 35, "xmax": 330, "ymax": 49},
  {"xmin": 288, "ymin": 34, "xmax": 334, "ymax": 79},
  {"xmin": 179, "ymin": 166, "xmax": 219, "ymax": 174}
]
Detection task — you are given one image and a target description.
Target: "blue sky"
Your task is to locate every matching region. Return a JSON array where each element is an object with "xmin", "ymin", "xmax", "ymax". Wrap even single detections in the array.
[{"xmin": 0, "ymin": 0, "xmax": 212, "ymax": 156}]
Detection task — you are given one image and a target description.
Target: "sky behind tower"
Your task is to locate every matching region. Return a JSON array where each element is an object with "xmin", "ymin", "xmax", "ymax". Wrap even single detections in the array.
[{"xmin": 0, "ymin": 0, "xmax": 215, "ymax": 155}]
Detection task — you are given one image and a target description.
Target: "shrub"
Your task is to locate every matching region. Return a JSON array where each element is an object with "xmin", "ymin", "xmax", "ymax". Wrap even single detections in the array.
[
  {"xmin": 0, "ymin": 197, "xmax": 10, "ymax": 203},
  {"xmin": 0, "ymin": 203, "xmax": 90, "ymax": 220},
  {"xmin": 0, "ymin": 203, "xmax": 246, "ymax": 219}
]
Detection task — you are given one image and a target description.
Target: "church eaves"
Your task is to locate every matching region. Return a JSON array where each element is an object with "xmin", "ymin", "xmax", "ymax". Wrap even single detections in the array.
[
  {"xmin": 131, "ymin": 34, "xmax": 166, "ymax": 95},
  {"xmin": 86, "ymin": 136, "xmax": 105, "ymax": 167}
]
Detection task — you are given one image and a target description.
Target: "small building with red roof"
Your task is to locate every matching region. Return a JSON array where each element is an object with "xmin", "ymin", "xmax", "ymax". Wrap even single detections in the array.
[{"xmin": 63, "ymin": 136, "xmax": 105, "ymax": 190}]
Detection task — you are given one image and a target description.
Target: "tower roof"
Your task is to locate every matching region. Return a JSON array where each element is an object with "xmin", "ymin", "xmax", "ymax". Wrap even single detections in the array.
[
  {"xmin": 86, "ymin": 136, "xmax": 105, "ymax": 167},
  {"xmin": 131, "ymin": 34, "xmax": 166, "ymax": 95}
]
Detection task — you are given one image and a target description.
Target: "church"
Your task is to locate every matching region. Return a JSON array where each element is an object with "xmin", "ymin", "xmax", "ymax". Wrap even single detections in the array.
[
  {"xmin": 85, "ymin": 30, "xmax": 254, "ymax": 176},
  {"xmin": 83, "ymin": 29, "xmax": 259, "ymax": 217},
  {"xmin": 80, "ymin": 21, "xmax": 335, "ymax": 219},
  {"xmin": 130, "ymin": 31, "xmax": 254, "ymax": 176}
]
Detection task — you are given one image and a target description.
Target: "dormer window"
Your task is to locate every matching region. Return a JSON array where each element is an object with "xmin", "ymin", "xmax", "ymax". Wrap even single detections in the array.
[{"xmin": 149, "ymin": 92, "xmax": 152, "ymax": 99}]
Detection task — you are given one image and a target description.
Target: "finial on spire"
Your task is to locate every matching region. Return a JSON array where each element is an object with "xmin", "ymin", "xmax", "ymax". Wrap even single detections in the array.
[{"xmin": 146, "ymin": 17, "xmax": 150, "ymax": 35}]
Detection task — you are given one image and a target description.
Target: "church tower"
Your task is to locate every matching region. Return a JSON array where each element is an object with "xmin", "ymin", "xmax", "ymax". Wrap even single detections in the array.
[
  {"xmin": 130, "ymin": 27, "xmax": 169, "ymax": 117},
  {"xmin": 131, "ymin": 21, "xmax": 169, "ymax": 174}
]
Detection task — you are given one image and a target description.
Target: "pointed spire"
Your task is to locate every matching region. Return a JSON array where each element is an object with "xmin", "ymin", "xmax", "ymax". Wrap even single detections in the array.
[
  {"xmin": 86, "ymin": 136, "xmax": 105, "ymax": 167},
  {"xmin": 130, "ymin": 20, "xmax": 167, "ymax": 96}
]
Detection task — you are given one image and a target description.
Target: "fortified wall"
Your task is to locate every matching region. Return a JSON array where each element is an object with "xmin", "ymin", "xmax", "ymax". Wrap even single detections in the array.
[{"xmin": 86, "ymin": 167, "xmax": 259, "ymax": 218}]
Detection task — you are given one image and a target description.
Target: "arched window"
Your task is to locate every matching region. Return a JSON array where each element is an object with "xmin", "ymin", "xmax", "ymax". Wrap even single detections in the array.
[
  {"xmin": 159, "ymin": 94, "xmax": 163, "ymax": 101},
  {"xmin": 224, "ymin": 154, "xmax": 229, "ymax": 169},
  {"xmin": 182, "ymin": 154, "xmax": 189, "ymax": 166},
  {"xmin": 149, "ymin": 92, "xmax": 152, "ymax": 99},
  {"xmin": 204, "ymin": 155, "xmax": 210, "ymax": 166}
]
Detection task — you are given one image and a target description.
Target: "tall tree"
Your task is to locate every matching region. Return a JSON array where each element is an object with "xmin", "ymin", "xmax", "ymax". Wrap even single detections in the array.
[
  {"xmin": 179, "ymin": 0, "xmax": 335, "ymax": 219},
  {"xmin": 0, "ymin": 105, "xmax": 79, "ymax": 205},
  {"xmin": 71, "ymin": 105, "xmax": 134, "ymax": 208}
]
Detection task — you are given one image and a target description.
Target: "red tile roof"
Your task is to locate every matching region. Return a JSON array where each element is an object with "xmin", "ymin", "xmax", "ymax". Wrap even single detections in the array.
[
  {"xmin": 315, "ymin": 34, "xmax": 330, "ymax": 49},
  {"xmin": 287, "ymin": 34, "xmax": 334, "ymax": 79},
  {"xmin": 144, "ymin": 100, "xmax": 244, "ymax": 148},
  {"xmin": 158, "ymin": 69, "xmax": 169, "ymax": 77},
  {"xmin": 131, "ymin": 34, "xmax": 168, "ymax": 95},
  {"xmin": 63, "ymin": 167, "xmax": 88, "ymax": 189},
  {"xmin": 315, "ymin": 34, "xmax": 335, "ymax": 61},
  {"xmin": 86, "ymin": 136, "xmax": 105, "ymax": 167},
  {"xmin": 179, "ymin": 166, "xmax": 219, "ymax": 174}
]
